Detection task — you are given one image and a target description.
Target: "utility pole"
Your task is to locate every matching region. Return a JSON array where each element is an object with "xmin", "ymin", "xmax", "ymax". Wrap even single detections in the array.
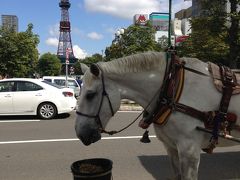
[{"xmin": 168, "ymin": 0, "xmax": 172, "ymax": 47}]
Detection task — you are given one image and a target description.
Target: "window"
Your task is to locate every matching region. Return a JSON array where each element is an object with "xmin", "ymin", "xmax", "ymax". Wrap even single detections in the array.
[
  {"xmin": 54, "ymin": 79, "xmax": 66, "ymax": 86},
  {"xmin": 0, "ymin": 81, "xmax": 14, "ymax": 92},
  {"xmin": 68, "ymin": 80, "xmax": 78, "ymax": 87},
  {"xmin": 16, "ymin": 81, "xmax": 43, "ymax": 91},
  {"xmin": 44, "ymin": 79, "xmax": 52, "ymax": 83},
  {"xmin": 42, "ymin": 80, "xmax": 61, "ymax": 89}
]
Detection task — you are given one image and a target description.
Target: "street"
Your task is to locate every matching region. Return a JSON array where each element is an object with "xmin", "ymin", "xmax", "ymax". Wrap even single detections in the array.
[{"xmin": 0, "ymin": 111, "xmax": 240, "ymax": 180}]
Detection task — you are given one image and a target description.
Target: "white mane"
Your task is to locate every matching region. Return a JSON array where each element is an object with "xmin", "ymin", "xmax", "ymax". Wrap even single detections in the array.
[{"xmin": 98, "ymin": 51, "xmax": 167, "ymax": 74}]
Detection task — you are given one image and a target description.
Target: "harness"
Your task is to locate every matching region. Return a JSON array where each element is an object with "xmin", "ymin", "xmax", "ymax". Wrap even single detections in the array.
[
  {"xmin": 139, "ymin": 51, "xmax": 240, "ymax": 153},
  {"xmin": 76, "ymin": 52, "xmax": 240, "ymax": 153}
]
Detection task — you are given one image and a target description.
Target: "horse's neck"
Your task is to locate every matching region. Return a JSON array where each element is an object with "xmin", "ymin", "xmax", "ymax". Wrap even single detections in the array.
[{"xmin": 109, "ymin": 70, "xmax": 165, "ymax": 110}]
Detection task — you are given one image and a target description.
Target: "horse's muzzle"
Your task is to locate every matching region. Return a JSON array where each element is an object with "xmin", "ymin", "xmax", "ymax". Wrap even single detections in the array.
[{"xmin": 75, "ymin": 126, "xmax": 101, "ymax": 146}]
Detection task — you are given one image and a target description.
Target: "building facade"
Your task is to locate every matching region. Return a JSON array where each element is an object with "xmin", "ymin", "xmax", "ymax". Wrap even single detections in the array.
[
  {"xmin": 192, "ymin": 0, "xmax": 202, "ymax": 17},
  {"xmin": 175, "ymin": 7, "xmax": 192, "ymax": 20},
  {"xmin": 1, "ymin": 15, "xmax": 18, "ymax": 32}
]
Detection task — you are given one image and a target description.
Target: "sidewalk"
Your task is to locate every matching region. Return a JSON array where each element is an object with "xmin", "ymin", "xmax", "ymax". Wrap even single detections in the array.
[{"xmin": 119, "ymin": 102, "xmax": 143, "ymax": 111}]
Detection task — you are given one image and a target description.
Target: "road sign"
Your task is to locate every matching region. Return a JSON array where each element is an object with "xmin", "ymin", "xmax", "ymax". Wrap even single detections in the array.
[{"xmin": 66, "ymin": 48, "xmax": 70, "ymax": 64}]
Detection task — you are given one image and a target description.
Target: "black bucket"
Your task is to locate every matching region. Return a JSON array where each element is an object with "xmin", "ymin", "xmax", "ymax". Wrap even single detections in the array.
[{"xmin": 71, "ymin": 158, "xmax": 113, "ymax": 180}]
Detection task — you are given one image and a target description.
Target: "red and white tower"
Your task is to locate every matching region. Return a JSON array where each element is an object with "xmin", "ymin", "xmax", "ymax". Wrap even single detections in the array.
[{"xmin": 57, "ymin": 0, "xmax": 76, "ymax": 65}]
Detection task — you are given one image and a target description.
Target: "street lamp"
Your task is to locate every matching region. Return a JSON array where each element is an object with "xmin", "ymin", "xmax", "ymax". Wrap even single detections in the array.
[
  {"xmin": 114, "ymin": 28, "xmax": 125, "ymax": 44},
  {"xmin": 116, "ymin": 28, "xmax": 125, "ymax": 37}
]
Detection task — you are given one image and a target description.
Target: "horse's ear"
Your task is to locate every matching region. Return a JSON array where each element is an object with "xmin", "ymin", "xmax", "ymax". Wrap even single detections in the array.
[
  {"xmin": 90, "ymin": 64, "xmax": 100, "ymax": 77},
  {"xmin": 80, "ymin": 63, "xmax": 89, "ymax": 75}
]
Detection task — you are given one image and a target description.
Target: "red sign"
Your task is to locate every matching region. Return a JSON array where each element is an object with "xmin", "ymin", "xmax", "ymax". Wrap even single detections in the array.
[
  {"xmin": 175, "ymin": 35, "xmax": 189, "ymax": 44},
  {"xmin": 134, "ymin": 14, "xmax": 148, "ymax": 26},
  {"xmin": 66, "ymin": 48, "xmax": 70, "ymax": 64}
]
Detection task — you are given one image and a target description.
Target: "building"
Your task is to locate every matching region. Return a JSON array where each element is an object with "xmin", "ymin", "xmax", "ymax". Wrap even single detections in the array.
[
  {"xmin": 192, "ymin": 0, "xmax": 202, "ymax": 17},
  {"xmin": 175, "ymin": 7, "xmax": 192, "ymax": 20},
  {"xmin": 191, "ymin": 0, "xmax": 239, "ymax": 17},
  {"xmin": 174, "ymin": 6, "xmax": 192, "ymax": 36},
  {"xmin": 173, "ymin": 19, "xmax": 182, "ymax": 36},
  {"xmin": 1, "ymin": 15, "xmax": 18, "ymax": 32},
  {"xmin": 181, "ymin": 18, "xmax": 191, "ymax": 35}
]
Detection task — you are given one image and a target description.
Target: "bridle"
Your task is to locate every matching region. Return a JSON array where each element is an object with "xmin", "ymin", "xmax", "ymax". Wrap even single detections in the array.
[
  {"xmin": 76, "ymin": 64, "xmax": 115, "ymax": 134},
  {"xmin": 75, "ymin": 63, "xmax": 160, "ymax": 135}
]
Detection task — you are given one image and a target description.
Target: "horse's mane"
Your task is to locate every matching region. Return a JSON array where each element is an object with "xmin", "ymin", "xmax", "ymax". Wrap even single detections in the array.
[{"xmin": 98, "ymin": 51, "xmax": 166, "ymax": 74}]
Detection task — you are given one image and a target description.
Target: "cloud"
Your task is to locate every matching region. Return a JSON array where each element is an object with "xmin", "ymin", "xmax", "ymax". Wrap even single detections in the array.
[
  {"xmin": 173, "ymin": 0, "xmax": 192, "ymax": 14},
  {"xmin": 48, "ymin": 24, "xmax": 59, "ymax": 37},
  {"xmin": 87, "ymin": 32, "xmax": 103, "ymax": 40},
  {"xmin": 84, "ymin": 0, "xmax": 160, "ymax": 19},
  {"xmin": 45, "ymin": 37, "xmax": 58, "ymax": 47},
  {"xmin": 84, "ymin": 0, "xmax": 191, "ymax": 19},
  {"xmin": 73, "ymin": 45, "xmax": 88, "ymax": 59}
]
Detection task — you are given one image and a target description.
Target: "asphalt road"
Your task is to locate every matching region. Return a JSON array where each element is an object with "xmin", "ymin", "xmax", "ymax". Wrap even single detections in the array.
[{"xmin": 0, "ymin": 111, "xmax": 240, "ymax": 180}]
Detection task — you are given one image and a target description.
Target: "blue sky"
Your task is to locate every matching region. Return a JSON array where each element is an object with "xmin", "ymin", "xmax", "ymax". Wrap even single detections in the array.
[{"xmin": 0, "ymin": 0, "xmax": 191, "ymax": 59}]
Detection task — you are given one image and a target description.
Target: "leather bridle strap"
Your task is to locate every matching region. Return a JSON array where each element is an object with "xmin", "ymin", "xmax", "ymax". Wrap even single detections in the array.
[
  {"xmin": 98, "ymin": 64, "xmax": 114, "ymax": 116},
  {"xmin": 76, "ymin": 64, "xmax": 114, "ymax": 132}
]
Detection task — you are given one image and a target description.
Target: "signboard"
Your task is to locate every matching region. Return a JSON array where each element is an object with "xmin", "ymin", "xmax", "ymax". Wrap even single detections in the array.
[
  {"xmin": 133, "ymin": 14, "xmax": 148, "ymax": 26},
  {"xmin": 149, "ymin": 13, "xmax": 169, "ymax": 31},
  {"xmin": 175, "ymin": 35, "xmax": 189, "ymax": 46}
]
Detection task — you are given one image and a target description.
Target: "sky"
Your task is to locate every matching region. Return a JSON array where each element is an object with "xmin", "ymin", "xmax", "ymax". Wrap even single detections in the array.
[{"xmin": 0, "ymin": 0, "xmax": 191, "ymax": 59}]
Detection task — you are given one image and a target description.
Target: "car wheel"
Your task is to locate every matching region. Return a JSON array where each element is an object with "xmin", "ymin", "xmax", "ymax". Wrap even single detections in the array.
[{"xmin": 37, "ymin": 102, "xmax": 57, "ymax": 119}]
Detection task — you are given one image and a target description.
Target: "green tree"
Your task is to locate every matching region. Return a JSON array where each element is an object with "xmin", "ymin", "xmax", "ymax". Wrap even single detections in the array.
[
  {"xmin": 0, "ymin": 23, "xmax": 39, "ymax": 77},
  {"xmin": 178, "ymin": 17, "xmax": 229, "ymax": 64},
  {"xmin": 37, "ymin": 53, "xmax": 61, "ymax": 76},
  {"xmin": 105, "ymin": 22, "xmax": 161, "ymax": 61},
  {"xmin": 74, "ymin": 61, "xmax": 89, "ymax": 75},
  {"xmin": 80, "ymin": 53, "xmax": 103, "ymax": 66},
  {"xmin": 227, "ymin": 0, "xmax": 240, "ymax": 68}
]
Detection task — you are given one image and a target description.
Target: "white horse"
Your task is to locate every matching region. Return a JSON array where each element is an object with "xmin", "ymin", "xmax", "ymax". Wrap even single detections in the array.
[{"xmin": 75, "ymin": 51, "xmax": 240, "ymax": 180}]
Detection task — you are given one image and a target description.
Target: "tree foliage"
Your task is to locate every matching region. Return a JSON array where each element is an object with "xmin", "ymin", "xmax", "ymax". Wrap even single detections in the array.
[
  {"xmin": 74, "ymin": 61, "xmax": 90, "ymax": 75},
  {"xmin": 105, "ymin": 22, "xmax": 161, "ymax": 61},
  {"xmin": 78, "ymin": 53, "xmax": 103, "ymax": 66},
  {"xmin": 37, "ymin": 53, "xmax": 61, "ymax": 76},
  {"xmin": 0, "ymin": 23, "xmax": 39, "ymax": 77}
]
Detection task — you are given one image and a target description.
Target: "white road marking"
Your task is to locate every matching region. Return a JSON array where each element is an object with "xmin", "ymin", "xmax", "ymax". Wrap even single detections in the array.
[
  {"xmin": 0, "ymin": 136, "xmax": 156, "ymax": 145},
  {"xmin": 0, "ymin": 120, "xmax": 40, "ymax": 123}
]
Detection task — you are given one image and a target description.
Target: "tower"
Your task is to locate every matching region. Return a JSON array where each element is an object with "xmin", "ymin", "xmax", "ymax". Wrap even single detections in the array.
[{"xmin": 57, "ymin": 0, "xmax": 77, "ymax": 65}]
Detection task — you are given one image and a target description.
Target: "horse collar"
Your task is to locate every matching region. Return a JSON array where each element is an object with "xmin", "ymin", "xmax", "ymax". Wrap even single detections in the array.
[{"xmin": 139, "ymin": 52, "xmax": 186, "ymax": 128}]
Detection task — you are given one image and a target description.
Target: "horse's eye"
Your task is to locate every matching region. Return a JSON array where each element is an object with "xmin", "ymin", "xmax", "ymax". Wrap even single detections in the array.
[{"xmin": 86, "ymin": 92, "xmax": 96, "ymax": 100}]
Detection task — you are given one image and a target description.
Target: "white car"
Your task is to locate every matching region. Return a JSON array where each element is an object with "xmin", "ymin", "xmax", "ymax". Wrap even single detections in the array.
[
  {"xmin": 42, "ymin": 76, "xmax": 80, "ymax": 97},
  {"xmin": 0, "ymin": 78, "xmax": 76, "ymax": 119}
]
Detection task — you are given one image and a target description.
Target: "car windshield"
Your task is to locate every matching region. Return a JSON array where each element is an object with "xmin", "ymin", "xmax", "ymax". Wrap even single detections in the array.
[
  {"xmin": 67, "ymin": 80, "xmax": 78, "ymax": 87},
  {"xmin": 41, "ymin": 80, "xmax": 62, "ymax": 89},
  {"xmin": 53, "ymin": 79, "xmax": 78, "ymax": 88}
]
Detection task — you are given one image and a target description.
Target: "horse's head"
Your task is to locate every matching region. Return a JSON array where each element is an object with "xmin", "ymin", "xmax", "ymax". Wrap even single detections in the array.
[{"xmin": 75, "ymin": 63, "xmax": 121, "ymax": 146}]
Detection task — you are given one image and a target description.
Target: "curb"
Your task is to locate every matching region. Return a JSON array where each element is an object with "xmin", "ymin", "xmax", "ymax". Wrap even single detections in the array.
[{"xmin": 119, "ymin": 104, "xmax": 143, "ymax": 111}]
